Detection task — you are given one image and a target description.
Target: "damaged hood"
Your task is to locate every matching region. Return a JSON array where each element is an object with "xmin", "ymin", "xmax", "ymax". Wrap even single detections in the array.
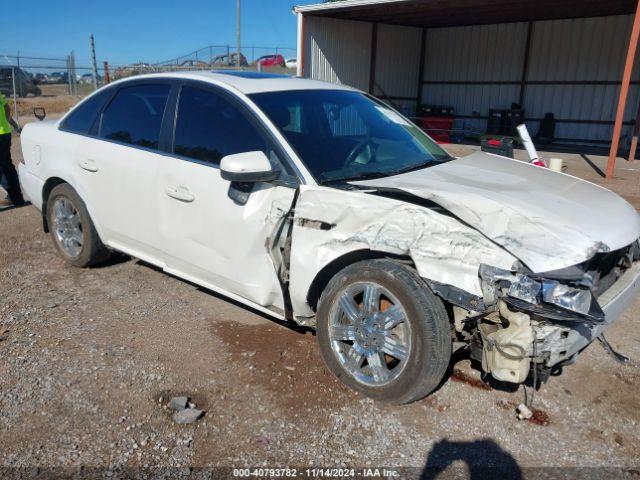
[{"xmin": 350, "ymin": 151, "xmax": 640, "ymax": 273}]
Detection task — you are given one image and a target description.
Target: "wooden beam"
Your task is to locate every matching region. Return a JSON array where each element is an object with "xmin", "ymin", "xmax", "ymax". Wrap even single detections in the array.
[
  {"xmin": 607, "ymin": 0, "xmax": 640, "ymax": 177},
  {"xmin": 415, "ymin": 27, "xmax": 427, "ymax": 116},
  {"xmin": 368, "ymin": 23, "xmax": 378, "ymax": 94}
]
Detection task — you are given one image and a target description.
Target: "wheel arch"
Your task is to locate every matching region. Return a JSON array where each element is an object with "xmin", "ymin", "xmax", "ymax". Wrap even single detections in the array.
[
  {"xmin": 41, "ymin": 177, "xmax": 104, "ymax": 242},
  {"xmin": 41, "ymin": 177, "xmax": 68, "ymax": 232},
  {"xmin": 305, "ymin": 249, "xmax": 415, "ymax": 314}
]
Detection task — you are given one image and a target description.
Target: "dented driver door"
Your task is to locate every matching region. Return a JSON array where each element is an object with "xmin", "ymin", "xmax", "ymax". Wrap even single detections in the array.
[{"xmin": 155, "ymin": 82, "xmax": 297, "ymax": 313}]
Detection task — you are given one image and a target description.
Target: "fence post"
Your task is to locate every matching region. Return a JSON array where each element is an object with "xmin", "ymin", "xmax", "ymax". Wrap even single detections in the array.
[
  {"xmin": 236, "ymin": 0, "xmax": 241, "ymax": 70},
  {"xmin": 90, "ymin": 34, "xmax": 100, "ymax": 90},
  {"xmin": 66, "ymin": 55, "xmax": 72, "ymax": 95},
  {"xmin": 103, "ymin": 61, "xmax": 111, "ymax": 85},
  {"xmin": 70, "ymin": 52, "xmax": 74, "ymax": 95},
  {"xmin": 11, "ymin": 67, "xmax": 18, "ymax": 123},
  {"xmin": 71, "ymin": 51, "xmax": 78, "ymax": 96}
]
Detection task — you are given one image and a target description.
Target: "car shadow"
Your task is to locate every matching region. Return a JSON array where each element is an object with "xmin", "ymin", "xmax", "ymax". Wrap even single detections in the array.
[
  {"xmin": 579, "ymin": 153, "xmax": 606, "ymax": 178},
  {"xmin": 434, "ymin": 347, "xmax": 522, "ymax": 394},
  {"xmin": 134, "ymin": 259, "xmax": 312, "ymax": 335},
  {"xmin": 0, "ymin": 200, "xmax": 32, "ymax": 213},
  {"xmin": 421, "ymin": 438, "xmax": 523, "ymax": 479},
  {"xmin": 92, "ymin": 251, "xmax": 133, "ymax": 269}
]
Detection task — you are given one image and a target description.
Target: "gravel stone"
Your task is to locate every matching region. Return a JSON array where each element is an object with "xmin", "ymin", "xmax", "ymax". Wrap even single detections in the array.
[
  {"xmin": 169, "ymin": 396, "xmax": 189, "ymax": 411},
  {"xmin": 173, "ymin": 408, "xmax": 205, "ymax": 425}
]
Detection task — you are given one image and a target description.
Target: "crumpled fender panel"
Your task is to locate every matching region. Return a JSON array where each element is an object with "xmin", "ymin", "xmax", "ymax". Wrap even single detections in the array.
[{"xmin": 288, "ymin": 185, "xmax": 516, "ymax": 317}]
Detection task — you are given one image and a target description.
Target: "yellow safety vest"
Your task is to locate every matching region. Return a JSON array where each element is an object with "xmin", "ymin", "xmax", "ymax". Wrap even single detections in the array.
[{"xmin": 0, "ymin": 93, "xmax": 12, "ymax": 135}]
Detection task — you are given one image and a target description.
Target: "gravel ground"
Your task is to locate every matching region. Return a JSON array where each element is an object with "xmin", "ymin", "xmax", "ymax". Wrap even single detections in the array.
[{"xmin": 1, "ymin": 131, "xmax": 640, "ymax": 479}]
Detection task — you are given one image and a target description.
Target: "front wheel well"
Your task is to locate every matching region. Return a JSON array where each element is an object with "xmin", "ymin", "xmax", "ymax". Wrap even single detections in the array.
[
  {"xmin": 41, "ymin": 177, "xmax": 68, "ymax": 232},
  {"xmin": 305, "ymin": 250, "xmax": 414, "ymax": 313}
]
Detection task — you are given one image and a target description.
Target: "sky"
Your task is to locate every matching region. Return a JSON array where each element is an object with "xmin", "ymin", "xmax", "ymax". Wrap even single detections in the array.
[{"xmin": 3, "ymin": 0, "xmax": 319, "ymax": 69}]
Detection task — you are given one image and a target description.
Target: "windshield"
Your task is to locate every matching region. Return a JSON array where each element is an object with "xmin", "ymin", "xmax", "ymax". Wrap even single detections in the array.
[{"xmin": 249, "ymin": 89, "xmax": 451, "ymax": 183}]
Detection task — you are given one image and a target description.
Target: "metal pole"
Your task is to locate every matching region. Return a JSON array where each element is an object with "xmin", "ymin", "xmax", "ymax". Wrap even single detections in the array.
[
  {"xmin": 296, "ymin": 13, "xmax": 305, "ymax": 77},
  {"xmin": 90, "ymin": 34, "xmax": 99, "ymax": 90},
  {"xmin": 11, "ymin": 67, "xmax": 18, "ymax": 123},
  {"xmin": 70, "ymin": 52, "xmax": 75, "ymax": 95},
  {"xmin": 67, "ymin": 55, "xmax": 72, "ymax": 95},
  {"xmin": 607, "ymin": 0, "xmax": 640, "ymax": 177},
  {"xmin": 73, "ymin": 51, "xmax": 79, "ymax": 95},
  {"xmin": 236, "ymin": 0, "xmax": 241, "ymax": 70}
]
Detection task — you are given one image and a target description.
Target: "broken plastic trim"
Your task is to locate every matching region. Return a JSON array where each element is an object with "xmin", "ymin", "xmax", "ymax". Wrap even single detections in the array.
[
  {"xmin": 425, "ymin": 280, "xmax": 486, "ymax": 312},
  {"xmin": 479, "ymin": 264, "xmax": 605, "ymax": 323}
]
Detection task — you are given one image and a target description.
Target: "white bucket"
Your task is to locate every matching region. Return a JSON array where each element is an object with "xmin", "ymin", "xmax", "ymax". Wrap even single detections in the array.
[{"xmin": 549, "ymin": 158, "xmax": 564, "ymax": 172}]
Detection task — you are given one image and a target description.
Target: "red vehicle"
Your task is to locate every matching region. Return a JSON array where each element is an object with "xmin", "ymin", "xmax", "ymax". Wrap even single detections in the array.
[{"xmin": 255, "ymin": 54, "xmax": 286, "ymax": 68}]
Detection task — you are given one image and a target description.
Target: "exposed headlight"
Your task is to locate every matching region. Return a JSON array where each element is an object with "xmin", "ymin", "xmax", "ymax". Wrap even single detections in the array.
[
  {"xmin": 508, "ymin": 274, "xmax": 541, "ymax": 304},
  {"xmin": 479, "ymin": 264, "xmax": 601, "ymax": 321},
  {"xmin": 541, "ymin": 281, "xmax": 592, "ymax": 315}
]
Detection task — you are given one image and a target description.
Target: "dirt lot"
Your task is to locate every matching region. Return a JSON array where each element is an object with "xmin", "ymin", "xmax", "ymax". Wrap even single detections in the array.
[{"xmin": 1, "ymin": 123, "xmax": 640, "ymax": 478}]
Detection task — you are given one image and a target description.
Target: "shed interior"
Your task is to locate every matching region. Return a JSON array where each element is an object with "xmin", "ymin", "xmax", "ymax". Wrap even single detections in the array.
[{"xmin": 296, "ymin": 0, "xmax": 640, "ymax": 158}]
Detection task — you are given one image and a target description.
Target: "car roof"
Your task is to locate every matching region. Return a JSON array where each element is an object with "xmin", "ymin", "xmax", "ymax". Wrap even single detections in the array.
[{"xmin": 112, "ymin": 70, "xmax": 357, "ymax": 95}]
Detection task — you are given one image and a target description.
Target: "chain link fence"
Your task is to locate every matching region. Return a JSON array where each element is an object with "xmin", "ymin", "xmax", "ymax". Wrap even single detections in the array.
[{"xmin": 1, "ymin": 45, "xmax": 295, "ymax": 121}]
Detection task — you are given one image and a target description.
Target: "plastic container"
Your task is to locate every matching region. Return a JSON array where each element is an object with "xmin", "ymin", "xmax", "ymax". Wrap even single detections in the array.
[{"xmin": 481, "ymin": 137, "xmax": 514, "ymax": 158}]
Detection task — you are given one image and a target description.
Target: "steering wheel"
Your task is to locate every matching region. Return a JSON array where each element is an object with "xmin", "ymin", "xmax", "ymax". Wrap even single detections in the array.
[{"xmin": 343, "ymin": 138, "xmax": 377, "ymax": 168}]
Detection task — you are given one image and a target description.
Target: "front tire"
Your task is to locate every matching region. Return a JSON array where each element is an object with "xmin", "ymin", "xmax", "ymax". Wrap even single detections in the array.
[
  {"xmin": 317, "ymin": 259, "xmax": 451, "ymax": 404},
  {"xmin": 47, "ymin": 183, "xmax": 110, "ymax": 267}
]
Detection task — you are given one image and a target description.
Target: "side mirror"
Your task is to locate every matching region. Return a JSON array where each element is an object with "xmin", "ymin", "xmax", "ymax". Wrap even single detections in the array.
[
  {"xmin": 33, "ymin": 107, "xmax": 46, "ymax": 121},
  {"xmin": 220, "ymin": 151, "xmax": 277, "ymax": 183}
]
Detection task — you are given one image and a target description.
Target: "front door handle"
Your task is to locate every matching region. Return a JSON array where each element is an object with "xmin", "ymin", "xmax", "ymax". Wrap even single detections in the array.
[
  {"xmin": 165, "ymin": 186, "xmax": 195, "ymax": 203},
  {"xmin": 79, "ymin": 159, "xmax": 98, "ymax": 172}
]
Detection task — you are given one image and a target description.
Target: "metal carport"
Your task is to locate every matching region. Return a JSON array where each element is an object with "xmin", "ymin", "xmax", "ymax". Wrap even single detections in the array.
[{"xmin": 293, "ymin": 0, "xmax": 640, "ymax": 177}]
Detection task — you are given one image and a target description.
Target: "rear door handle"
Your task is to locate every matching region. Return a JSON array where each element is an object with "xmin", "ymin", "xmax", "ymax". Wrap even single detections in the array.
[
  {"xmin": 165, "ymin": 186, "xmax": 195, "ymax": 203},
  {"xmin": 79, "ymin": 159, "xmax": 98, "ymax": 172}
]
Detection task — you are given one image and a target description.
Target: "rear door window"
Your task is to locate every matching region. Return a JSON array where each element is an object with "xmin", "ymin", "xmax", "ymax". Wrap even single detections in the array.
[{"xmin": 99, "ymin": 84, "xmax": 170, "ymax": 149}]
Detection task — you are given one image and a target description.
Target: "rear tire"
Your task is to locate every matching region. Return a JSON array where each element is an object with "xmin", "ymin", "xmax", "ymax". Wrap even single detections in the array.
[
  {"xmin": 317, "ymin": 259, "xmax": 451, "ymax": 404},
  {"xmin": 47, "ymin": 183, "xmax": 110, "ymax": 267}
]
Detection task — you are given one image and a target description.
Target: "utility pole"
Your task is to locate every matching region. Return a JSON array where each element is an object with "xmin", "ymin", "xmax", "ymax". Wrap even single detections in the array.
[
  {"xmin": 90, "ymin": 34, "xmax": 99, "ymax": 90},
  {"xmin": 236, "ymin": 0, "xmax": 241, "ymax": 70},
  {"xmin": 70, "ymin": 51, "xmax": 77, "ymax": 95}
]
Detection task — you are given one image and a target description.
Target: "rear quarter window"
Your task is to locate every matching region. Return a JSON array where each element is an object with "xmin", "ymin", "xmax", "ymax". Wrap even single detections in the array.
[{"xmin": 60, "ymin": 88, "xmax": 113, "ymax": 135}]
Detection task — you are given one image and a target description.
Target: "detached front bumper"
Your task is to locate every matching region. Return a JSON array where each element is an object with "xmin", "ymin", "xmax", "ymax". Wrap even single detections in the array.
[{"xmin": 537, "ymin": 261, "xmax": 640, "ymax": 367}]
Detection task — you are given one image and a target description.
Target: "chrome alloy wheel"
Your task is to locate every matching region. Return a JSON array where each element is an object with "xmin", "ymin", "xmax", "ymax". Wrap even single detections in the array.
[
  {"xmin": 52, "ymin": 197, "xmax": 83, "ymax": 258},
  {"xmin": 329, "ymin": 282, "xmax": 411, "ymax": 387}
]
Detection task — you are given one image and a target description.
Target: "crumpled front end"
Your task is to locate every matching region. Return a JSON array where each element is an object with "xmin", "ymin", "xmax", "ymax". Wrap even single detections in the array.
[
  {"xmin": 473, "ymin": 240, "xmax": 640, "ymax": 381},
  {"xmin": 287, "ymin": 183, "xmax": 640, "ymax": 386}
]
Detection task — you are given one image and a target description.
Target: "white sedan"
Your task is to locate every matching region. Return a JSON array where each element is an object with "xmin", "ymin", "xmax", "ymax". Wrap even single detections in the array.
[{"xmin": 18, "ymin": 71, "xmax": 640, "ymax": 403}]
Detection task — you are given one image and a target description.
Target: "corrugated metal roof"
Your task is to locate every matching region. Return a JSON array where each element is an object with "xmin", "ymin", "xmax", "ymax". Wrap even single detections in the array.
[{"xmin": 294, "ymin": 0, "xmax": 636, "ymax": 28}]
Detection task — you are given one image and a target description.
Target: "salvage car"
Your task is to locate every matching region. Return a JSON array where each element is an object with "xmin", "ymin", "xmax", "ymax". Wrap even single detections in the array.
[{"xmin": 18, "ymin": 72, "xmax": 640, "ymax": 404}]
